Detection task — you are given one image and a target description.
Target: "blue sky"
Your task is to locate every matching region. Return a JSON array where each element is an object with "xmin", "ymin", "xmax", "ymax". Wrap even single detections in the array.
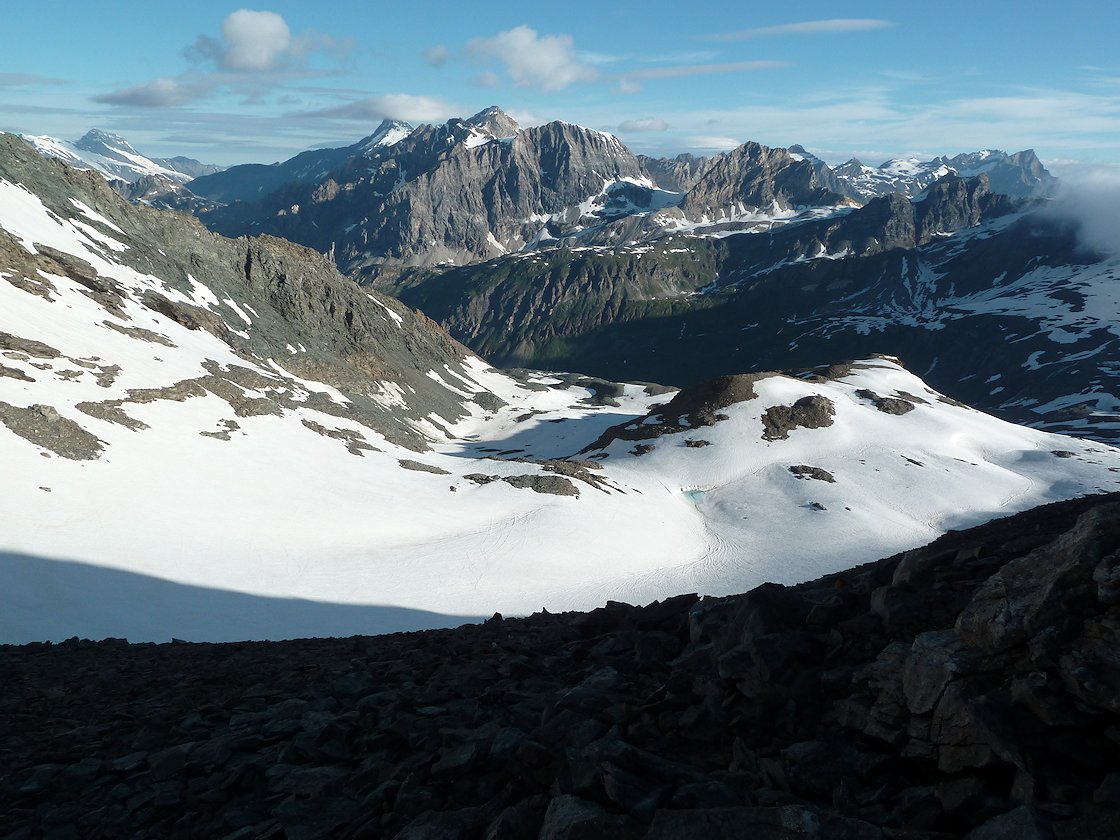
[{"xmin": 2, "ymin": 1, "xmax": 1118, "ymax": 171}]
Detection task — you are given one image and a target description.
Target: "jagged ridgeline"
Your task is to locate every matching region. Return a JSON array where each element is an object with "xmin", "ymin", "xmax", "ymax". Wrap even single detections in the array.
[{"xmin": 185, "ymin": 107, "xmax": 1054, "ymax": 279}]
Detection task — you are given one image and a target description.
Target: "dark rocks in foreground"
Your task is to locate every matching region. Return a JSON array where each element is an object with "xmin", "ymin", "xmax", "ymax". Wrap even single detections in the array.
[{"xmin": 2, "ymin": 494, "xmax": 1120, "ymax": 838}]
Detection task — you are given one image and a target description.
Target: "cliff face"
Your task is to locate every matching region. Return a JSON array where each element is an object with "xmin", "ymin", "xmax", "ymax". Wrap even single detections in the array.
[
  {"xmin": 678, "ymin": 141, "xmax": 846, "ymax": 219},
  {"xmin": 3, "ymin": 493, "xmax": 1119, "ymax": 838}
]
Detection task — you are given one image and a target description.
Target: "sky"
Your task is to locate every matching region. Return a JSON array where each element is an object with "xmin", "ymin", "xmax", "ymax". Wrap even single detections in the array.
[{"xmin": 1, "ymin": 1, "xmax": 1118, "ymax": 172}]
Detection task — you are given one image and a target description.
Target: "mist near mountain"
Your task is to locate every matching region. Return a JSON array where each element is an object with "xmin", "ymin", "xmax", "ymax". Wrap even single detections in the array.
[{"xmin": 1046, "ymin": 167, "xmax": 1120, "ymax": 259}]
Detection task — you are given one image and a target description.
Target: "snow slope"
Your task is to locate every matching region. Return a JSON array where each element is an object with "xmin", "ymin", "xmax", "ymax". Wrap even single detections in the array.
[{"xmin": 3, "ymin": 145, "xmax": 1120, "ymax": 644}]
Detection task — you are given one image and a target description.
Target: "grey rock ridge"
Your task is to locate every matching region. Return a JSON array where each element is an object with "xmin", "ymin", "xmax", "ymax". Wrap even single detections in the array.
[
  {"xmin": 0, "ymin": 132, "xmax": 498, "ymax": 451},
  {"xmin": 676, "ymin": 141, "xmax": 847, "ymax": 219},
  {"xmin": 636, "ymin": 152, "xmax": 711, "ymax": 192},
  {"xmin": 186, "ymin": 118, "xmax": 416, "ymax": 205},
  {"xmin": 2, "ymin": 493, "xmax": 1119, "ymax": 837}
]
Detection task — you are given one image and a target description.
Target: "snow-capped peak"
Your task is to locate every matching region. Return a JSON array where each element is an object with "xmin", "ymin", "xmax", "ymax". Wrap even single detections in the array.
[
  {"xmin": 75, "ymin": 129, "xmax": 139, "ymax": 157},
  {"xmin": 359, "ymin": 119, "xmax": 414, "ymax": 152},
  {"xmin": 21, "ymin": 130, "xmax": 203, "ymax": 186}
]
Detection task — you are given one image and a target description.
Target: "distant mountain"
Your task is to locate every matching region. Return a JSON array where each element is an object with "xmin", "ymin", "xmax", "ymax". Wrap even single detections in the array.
[
  {"xmin": 194, "ymin": 107, "xmax": 664, "ymax": 275},
  {"xmin": 21, "ymin": 129, "xmax": 224, "ymax": 212},
  {"xmin": 187, "ymin": 118, "xmax": 414, "ymax": 204},
  {"xmin": 820, "ymin": 148, "xmax": 1057, "ymax": 202},
  {"xmin": 3, "ymin": 132, "xmax": 1116, "ymax": 643},
  {"xmin": 23, "ymin": 129, "xmax": 221, "ymax": 185}
]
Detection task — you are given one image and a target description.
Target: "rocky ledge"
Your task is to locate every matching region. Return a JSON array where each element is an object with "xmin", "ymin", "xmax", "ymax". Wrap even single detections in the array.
[{"xmin": 3, "ymin": 494, "xmax": 1120, "ymax": 839}]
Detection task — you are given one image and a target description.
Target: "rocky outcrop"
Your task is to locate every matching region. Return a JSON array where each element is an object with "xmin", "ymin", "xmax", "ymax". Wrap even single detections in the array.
[
  {"xmin": 678, "ymin": 141, "xmax": 846, "ymax": 219},
  {"xmin": 638, "ymin": 153, "xmax": 711, "ymax": 192},
  {"xmin": 110, "ymin": 174, "xmax": 219, "ymax": 213},
  {"xmin": 2, "ymin": 493, "xmax": 1119, "ymax": 838}
]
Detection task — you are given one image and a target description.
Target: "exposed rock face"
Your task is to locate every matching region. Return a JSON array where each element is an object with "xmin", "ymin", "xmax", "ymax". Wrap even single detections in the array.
[
  {"xmin": 3, "ymin": 493, "xmax": 1119, "ymax": 838},
  {"xmin": 579, "ymin": 372, "xmax": 777, "ymax": 453},
  {"xmin": 109, "ymin": 173, "xmax": 219, "ymax": 213},
  {"xmin": 678, "ymin": 142, "xmax": 846, "ymax": 219},
  {"xmin": 760, "ymin": 395, "xmax": 836, "ymax": 441},
  {"xmin": 0, "ymin": 400, "xmax": 104, "ymax": 459},
  {"xmin": 196, "ymin": 108, "xmax": 652, "ymax": 275},
  {"xmin": 638, "ymin": 152, "xmax": 711, "ymax": 192},
  {"xmin": 184, "ymin": 109, "xmax": 1054, "ymax": 281},
  {"xmin": 188, "ymin": 118, "xmax": 416, "ymax": 205}
]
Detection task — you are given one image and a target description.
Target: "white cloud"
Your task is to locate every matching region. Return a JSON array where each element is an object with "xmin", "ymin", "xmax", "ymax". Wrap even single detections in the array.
[
  {"xmin": 709, "ymin": 19, "xmax": 894, "ymax": 41},
  {"xmin": 186, "ymin": 10, "xmax": 347, "ymax": 74},
  {"xmin": 310, "ymin": 93, "xmax": 454, "ymax": 123},
  {"xmin": 683, "ymin": 135, "xmax": 743, "ymax": 151},
  {"xmin": 467, "ymin": 26, "xmax": 597, "ymax": 92},
  {"xmin": 223, "ymin": 10, "xmax": 292, "ymax": 71},
  {"xmin": 617, "ymin": 84, "xmax": 1120, "ymax": 165},
  {"xmin": 618, "ymin": 118, "xmax": 669, "ymax": 132},
  {"xmin": 622, "ymin": 60, "xmax": 790, "ymax": 83},
  {"xmin": 97, "ymin": 11, "xmax": 350, "ymax": 109},
  {"xmin": 0, "ymin": 73, "xmax": 66, "ymax": 87}
]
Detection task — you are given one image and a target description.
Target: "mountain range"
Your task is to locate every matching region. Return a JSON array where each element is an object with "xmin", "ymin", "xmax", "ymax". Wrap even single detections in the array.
[
  {"xmin": 180, "ymin": 107, "xmax": 1054, "ymax": 278},
  {"xmin": 3, "ymin": 131, "xmax": 1117, "ymax": 644}
]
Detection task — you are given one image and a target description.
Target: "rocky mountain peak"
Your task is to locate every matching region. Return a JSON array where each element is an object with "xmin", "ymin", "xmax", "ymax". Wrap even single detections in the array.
[
  {"xmin": 74, "ymin": 129, "xmax": 137, "ymax": 156},
  {"xmin": 359, "ymin": 118, "xmax": 415, "ymax": 151},
  {"xmin": 638, "ymin": 152, "xmax": 711, "ymax": 192},
  {"xmin": 787, "ymin": 143, "xmax": 826, "ymax": 166},
  {"xmin": 464, "ymin": 105, "xmax": 521, "ymax": 138},
  {"xmin": 679, "ymin": 139, "xmax": 845, "ymax": 218}
]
